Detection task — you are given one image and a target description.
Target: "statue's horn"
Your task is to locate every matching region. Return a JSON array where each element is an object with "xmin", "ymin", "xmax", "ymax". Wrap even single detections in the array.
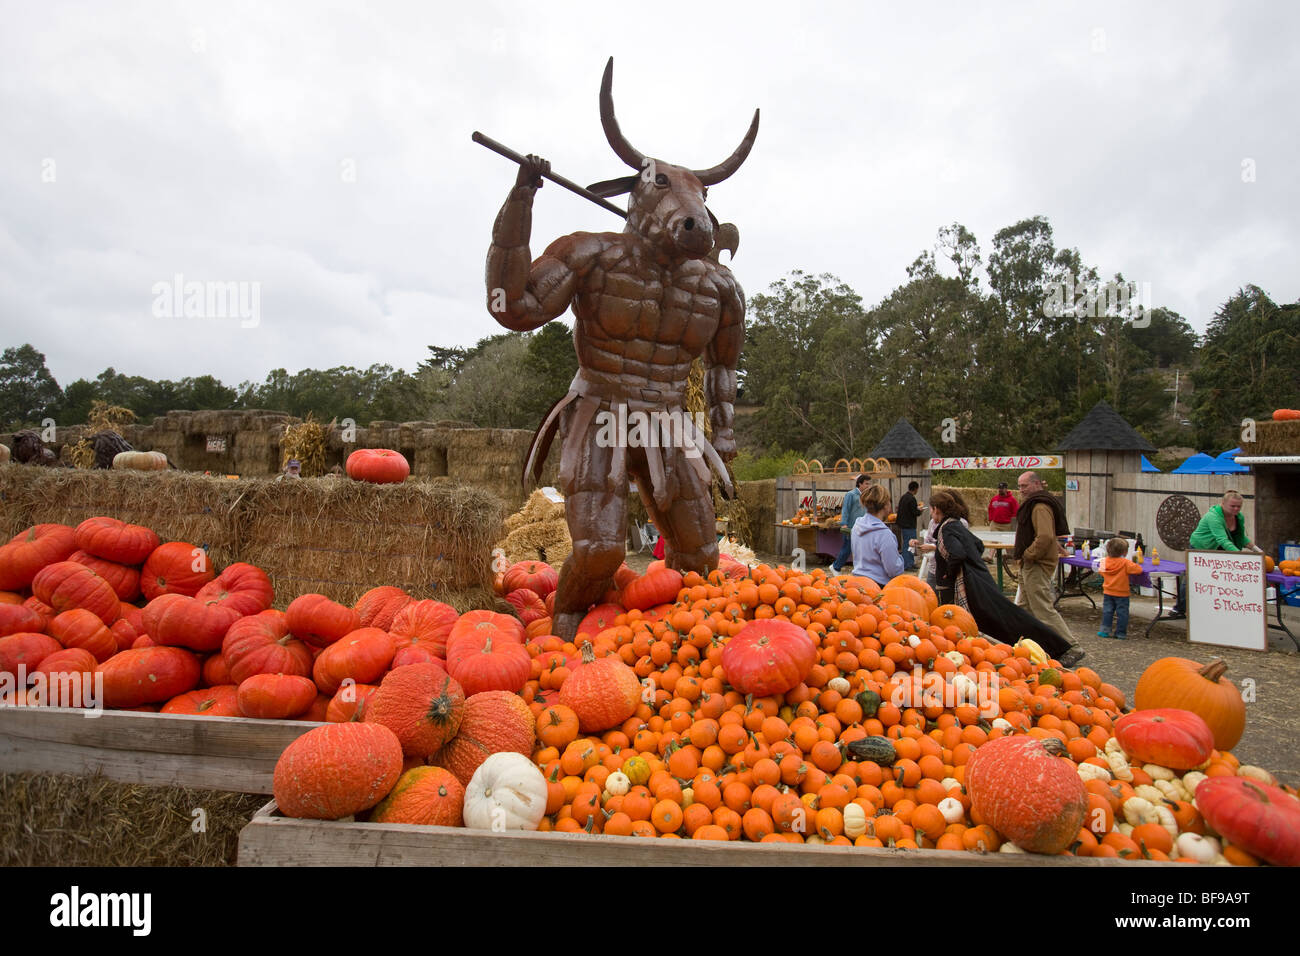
[
  {"xmin": 692, "ymin": 109, "xmax": 760, "ymax": 186},
  {"xmin": 600, "ymin": 57, "xmax": 645, "ymax": 171}
]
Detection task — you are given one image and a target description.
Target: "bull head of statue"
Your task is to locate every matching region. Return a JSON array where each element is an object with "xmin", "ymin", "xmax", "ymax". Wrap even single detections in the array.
[{"xmin": 587, "ymin": 58, "xmax": 758, "ymax": 261}]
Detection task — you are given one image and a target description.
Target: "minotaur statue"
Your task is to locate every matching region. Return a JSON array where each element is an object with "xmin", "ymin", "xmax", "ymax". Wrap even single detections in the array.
[{"xmin": 485, "ymin": 58, "xmax": 758, "ymax": 640}]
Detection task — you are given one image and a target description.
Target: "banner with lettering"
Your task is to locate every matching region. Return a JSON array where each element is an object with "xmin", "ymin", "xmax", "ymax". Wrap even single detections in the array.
[{"xmin": 928, "ymin": 455, "xmax": 1063, "ymax": 471}]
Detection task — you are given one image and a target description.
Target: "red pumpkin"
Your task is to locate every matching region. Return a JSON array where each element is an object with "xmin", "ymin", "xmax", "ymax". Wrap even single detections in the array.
[
  {"xmin": 1195, "ymin": 776, "xmax": 1300, "ymax": 867},
  {"xmin": 325, "ymin": 682, "xmax": 380, "ymax": 722},
  {"xmin": 448, "ymin": 609, "xmax": 525, "ymax": 646},
  {"xmin": 237, "ymin": 673, "xmax": 319, "ymax": 719},
  {"xmin": 1273, "ymin": 409, "xmax": 1300, "ymax": 422},
  {"xmin": 201, "ymin": 652, "xmax": 233, "ymax": 687},
  {"xmin": 140, "ymin": 541, "xmax": 215, "ymax": 600},
  {"xmin": 354, "ymin": 585, "xmax": 413, "ymax": 630},
  {"xmin": 29, "ymin": 647, "xmax": 98, "ymax": 701},
  {"xmin": 363, "ymin": 662, "xmax": 466, "ymax": 758},
  {"xmin": 503, "ymin": 560, "xmax": 558, "ymax": 598},
  {"xmin": 131, "ymin": 634, "xmax": 156, "ymax": 649},
  {"xmin": 118, "ymin": 602, "xmax": 144, "ymax": 634},
  {"xmin": 1, "ymin": 633, "xmax": 70, "ymax": 678},
  {"xmin": 222, "ymin": 609, "xmax": 313, "ymax": 683},
  {"xmin": 32, "ymin": 561, "xmax": 119, "ymax": 626},
  {"xmin": 505, "ymin": 587, "xmax": 547, "ymax": 624},
  {"xmin": 0, "ymin": 604, "xmax": 46, "ymax": 638},
  {"xmin": 21, "ymin": 597, "xmax": 54, "ymax": 632},
  {"xmin": 161, "ymin": 685, "xmax": 241, "ymax": 716},
  {"xmin": 720, "ymin": 619, "xmax": 818, "ymax": 697},
  {"xmin": 142, "ymin": 593, "xmax": 239, "ymax": 653},
  {"xmin": 195, "ymin": 562, "xmax": 274, "ymax": 617},
  {"xmin": 445, "ymin": 632, "xmax": 531, "ymax": 696},
  {"xmin": 391, "ymin": 643, "xmax": 441, "ymax": 668},
  {"xmin": 284, "ymin": 594, "xmax": 360, "ymax": 648},
  {"xmin": 557, "ymin": 641, "xmax": 642, "ymax": 733},
  {"xmin": 110, "ymin": 618, "xmax": 139, "ymax": 653},
  {"xmin": 345, "ymin": 448, "xmax": 410, "ymax": 484},
  {"xmin": 272, "ymin": 721, "xmax": 403, "ymax": 820},
  {"xmin": 390, "ymin": 599, "xmax": 459, "ymax": 657},
  {"xmin": 1114, "ymin": 709, "xmax": 1215, "ymax": 771},
  {"xmin": 312, "ymin": 627, "xmax": 396, "ymax": 695},
  {"xmin": 620, "ymin": 563, "xmax": 684, "ymax": 610},
  {"xmin": 73, "ymin": 517, "xmax": 160, "ymax": 565},
  {"xmin": 433, "ymin": 690, "xmax": 535, "ymax": 786},
  {"xmin": 296, "ymin": 692, "xmax": 331, "ymax": 722},
  {"xmin": 47, "ymin": 609, "xmax": 117, "ymax": 663},
  {"xmin": 63, "ymin": 550, "xmax": 140, "ymax": 602},
  {"xmin": 370, "ymin": 766, "xmax": 465, "ymax": 827},
  {"xmin": 576, "ymin": 603, "xmax": 625, "ymax": 642},
  {"xmin": 965, "ymin": 735, "xmax": 1087, "ymax": 854},
  {"xmin": 0, "ymin": 524, "xmax": 77, "ymax": 591},
  {"xmin": 97, "ymin": 646, "xmax": 201, "ymax": 708}
]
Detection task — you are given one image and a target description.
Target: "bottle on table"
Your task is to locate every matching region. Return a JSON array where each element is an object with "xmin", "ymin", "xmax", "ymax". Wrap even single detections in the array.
[
  {"xmin": 1152, "ymin": 547, "xmax": 1160, "ymax": 566},
  {"xmin": 1135, "ymin": 545, "xmax": 1144, "ymax": 564}
]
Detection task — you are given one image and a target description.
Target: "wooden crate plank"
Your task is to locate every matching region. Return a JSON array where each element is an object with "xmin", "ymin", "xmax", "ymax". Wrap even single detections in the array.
[
  {"xmin": 237, "ymin": 802, "xmax": 1168, "ymax": 867},
  {"xmin": 0, "ymin": 707, "xmax": 319, "ymax": 793}
]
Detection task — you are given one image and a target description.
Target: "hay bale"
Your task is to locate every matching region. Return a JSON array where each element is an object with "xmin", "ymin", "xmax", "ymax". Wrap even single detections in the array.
[
  {"xmin": 498, "ymin": 490, "xmax": 571, "ymax": 565},
  {"xmin": 1243, "ymin": 420, "xmax": 1300, "ymax": 457},
  {"xmin": 0, "ymin": 772, "xmax": 261, "ymax": 866},
  {"xmin": 239, "ymin": 477, "xmax": 503, "ymax": 607},
  {"xmin": 934, "ymin": 485, "xmax": 997, "ymax": 525},
  {"xmin": 0, "ymin": 469, "xmax": 243, "ymax": 564}
]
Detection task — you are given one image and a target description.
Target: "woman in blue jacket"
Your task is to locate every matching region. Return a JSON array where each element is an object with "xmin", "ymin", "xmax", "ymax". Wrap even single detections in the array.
[
  {"xmin": 852, "ymin": 484, "xmax": 904, "ymax": 586},
  {"xmin": 832, "ymin": 474, "xmax": 870, "ymax": 572}
]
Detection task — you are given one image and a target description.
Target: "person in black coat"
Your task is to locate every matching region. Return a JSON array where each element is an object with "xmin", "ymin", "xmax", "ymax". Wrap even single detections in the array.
[{"xmin": 928, "ymin": 490, "xmax": 1081, "ymax": 665}]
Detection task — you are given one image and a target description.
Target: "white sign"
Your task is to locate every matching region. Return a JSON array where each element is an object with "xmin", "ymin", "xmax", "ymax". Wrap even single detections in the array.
[
  {"xmin": 928, "ymin": 455, "xmax": 1062, "ymax": 470},
  {"xmin": 1187, "ymin": 550, "xmax": 1266, "ymax": 651},
  {"xmin": 206, "ymin": 436, "xmax": 226, "ymax": 453}
]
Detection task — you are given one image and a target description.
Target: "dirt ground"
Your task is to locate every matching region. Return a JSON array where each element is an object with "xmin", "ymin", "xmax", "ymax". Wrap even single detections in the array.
[{"xmin": 624, "ymin": 547, "xmax": 1300, "ymax": 787}]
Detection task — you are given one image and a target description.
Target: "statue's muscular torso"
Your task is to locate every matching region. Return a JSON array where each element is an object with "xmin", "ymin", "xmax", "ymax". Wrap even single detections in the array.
[{"xmin": 535, "ymin": 231, "xmax": 743, "ymax": 397}]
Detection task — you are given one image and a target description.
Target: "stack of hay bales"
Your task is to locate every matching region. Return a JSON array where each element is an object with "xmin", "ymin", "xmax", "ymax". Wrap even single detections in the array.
[
  {"xmin": 447, "ymin": 428, "xmax": 541, "ymax": 511},
  {"xmin": 497, "ymin": 490, "xmax": 570, "ymax": 566},
  {"xmin": 0, "ymin": 469, "xmax": 243, "ymax": 567},
  {"xmin": 238, "ymin": 476, "xmax": 503, "ymax": 608}
]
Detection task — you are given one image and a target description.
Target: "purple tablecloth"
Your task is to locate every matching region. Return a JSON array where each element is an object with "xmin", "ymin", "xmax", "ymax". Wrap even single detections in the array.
[{"xmin": 1059, "ymin": 553, "xmax": 1185, "ymax": 589}]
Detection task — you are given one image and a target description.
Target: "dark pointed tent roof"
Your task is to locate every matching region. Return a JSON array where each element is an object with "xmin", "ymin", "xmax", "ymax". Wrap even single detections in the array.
[
  {"xmin": 870, "ymin": 418, "xmax": 938, "ymax": 460},
  {"xmin": 1056, "ymin": 400, "xmax": 1157, "ymax": 453}
]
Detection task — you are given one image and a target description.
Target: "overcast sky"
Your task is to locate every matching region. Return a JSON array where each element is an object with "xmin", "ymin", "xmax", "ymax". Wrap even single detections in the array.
[{"xmin": 2, "ymin": 0, "xmax": 1296, "ymax": 390}]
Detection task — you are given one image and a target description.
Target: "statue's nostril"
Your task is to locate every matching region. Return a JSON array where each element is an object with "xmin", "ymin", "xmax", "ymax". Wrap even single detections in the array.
[{"xmin": 683, "ymin": 218, "xmax": 695, "ymax": 230}]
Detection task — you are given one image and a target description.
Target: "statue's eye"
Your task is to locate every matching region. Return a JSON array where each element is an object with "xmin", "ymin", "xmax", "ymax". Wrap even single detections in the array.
[{"xmin": 655, "ymin": 173, "xmax": 668, "ymax": 186}]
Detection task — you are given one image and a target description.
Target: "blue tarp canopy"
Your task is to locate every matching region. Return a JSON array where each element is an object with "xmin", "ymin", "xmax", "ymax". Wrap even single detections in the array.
[
  {"xmin": 1206, "ymin": 447, "xmax": 1249, "ymax": 474},
  {"xmin": 1140, "ymin": 455, "xmax": 1160, "ymax": 472},
  {"xmin": 1172, "ymin": 453, "xmax": 1215, "ymax": 474}
]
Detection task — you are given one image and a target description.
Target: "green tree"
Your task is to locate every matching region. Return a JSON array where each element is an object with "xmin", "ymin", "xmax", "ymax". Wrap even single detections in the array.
[
  {"xmin": 1191, "ymin": 286, "xmax": 1300, "ymax": 448},
  {"xmin": 0, "ymin": 345, "xmax": 62, "ymax": 429}
]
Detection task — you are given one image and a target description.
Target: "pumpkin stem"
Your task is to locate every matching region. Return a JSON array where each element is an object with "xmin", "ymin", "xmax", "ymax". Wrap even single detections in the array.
[
  {"xmin": 1199, "ymin": 659, "xmax": 1228, "ymax": 683},
  {"xmin": 1040, "ymin": 737, "xmax": 1068, "ymax": 758},
  {"xmin": 580, "ymin": 641, "xmax": 595, "ymax": 664}
]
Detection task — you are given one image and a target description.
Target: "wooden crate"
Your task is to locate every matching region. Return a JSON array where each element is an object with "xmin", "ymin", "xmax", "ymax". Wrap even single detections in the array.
[
  {"xmin": 0, "ymin": 707, "xmax": 320, "ymax": 793},
  {"xmin": 237, "ymin": 801, "xmax": 1167, "ymax": 867}
]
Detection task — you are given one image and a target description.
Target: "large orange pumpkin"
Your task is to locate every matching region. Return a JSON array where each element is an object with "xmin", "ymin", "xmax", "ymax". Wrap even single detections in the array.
[
  {"xmin": 966, "ymin": 735, "xmax": 1086, "ymax": 854},
  {"xmin": 885, "ymin": 574, "xmax": 938, "ymax": 616},
  {"xmin": 370, "ymin": 765, "xmax": 465, "ymax": 826},
  {"xmin": 272, "ymin": 721, "xmax": 403, "ymax": 820},
  {"xmin": 433, "ymin": 690, "xmax": 536, "ymax": 785},
  {"xmin": 931, "ymin": 603, "xmax": 977, "ymax": 637},
  {"xmin": 363, "ymin": 662, "xmax": 465, "ymax": 758},
  {"xmin": 879, "ymin": 585, "xmax": 928, "ymax": 619},
  {"xmin": 1133, "ymin": 657, "xmax": 1246, "ymax": 751},
  {"xmin": 558, "ymin": 641, "xmax": 642, "ymax": 733}
]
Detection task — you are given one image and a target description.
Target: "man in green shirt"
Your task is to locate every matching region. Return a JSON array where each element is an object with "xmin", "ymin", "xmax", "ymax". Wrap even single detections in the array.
[{"xmin": 1169, "ymin": 490, "xmax": 1262, "ymax": 618}]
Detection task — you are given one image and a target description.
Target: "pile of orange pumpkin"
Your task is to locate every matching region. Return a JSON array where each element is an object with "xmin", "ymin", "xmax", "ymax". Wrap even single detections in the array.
[{"xmin": 4, "ymin": 515, "xmax": 1299, "ymax": 865}]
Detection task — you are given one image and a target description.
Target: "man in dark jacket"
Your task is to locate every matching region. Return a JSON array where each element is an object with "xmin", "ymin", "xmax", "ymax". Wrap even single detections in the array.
[
  {"xmin": 1012, "ymin": 471, "xmax": 1084, "ymax": 667},
  {"xmin": 896, "ymin": 481, "xmax": 922, "ymax": 572}
]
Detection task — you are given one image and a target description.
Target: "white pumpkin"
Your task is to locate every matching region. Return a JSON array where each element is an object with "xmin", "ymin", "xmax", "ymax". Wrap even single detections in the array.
[
  {"xmin": 463, "ymin": 752, "xmax": 547, "ymax": 832},
  {"xmin": 842, "ymin": 802, "xmax": 867, "ymax": 839},
  {"xmin": 0, "ymin": 443, "xmax": 9, "ymax": 464},
  {"xmin": 937, "ymin": 797, "xmax": 965, "ymax": 825},
  {"xmin": 826, "ymin": 676, "xmax": 851, "ymax": 696}
]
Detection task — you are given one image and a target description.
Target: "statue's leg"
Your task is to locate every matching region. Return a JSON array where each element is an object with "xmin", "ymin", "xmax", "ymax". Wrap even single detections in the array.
[
  {"xmin": 552, "ymin": 429, "xmax": 627, "ymax": 641},
  {"xmin": 632, "ymin": 449, "xmax": 718, "ymax": 576}
]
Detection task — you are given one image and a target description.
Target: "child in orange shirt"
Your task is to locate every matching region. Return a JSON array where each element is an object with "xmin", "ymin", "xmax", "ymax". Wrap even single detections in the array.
[{"xmin": 1098, "ymin": 537, "xmax": 1144, "ymax": 640}]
